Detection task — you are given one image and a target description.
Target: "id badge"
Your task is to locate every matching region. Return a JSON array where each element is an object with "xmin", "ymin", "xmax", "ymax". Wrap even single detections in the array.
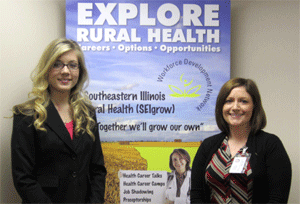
[{"xmin": 229, "ymin": 147, "xmax": 251, "ymax": 174}]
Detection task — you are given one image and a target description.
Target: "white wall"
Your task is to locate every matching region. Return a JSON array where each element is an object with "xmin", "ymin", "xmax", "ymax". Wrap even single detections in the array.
[
  {"xmin": 231, "ymin": 2, "xmax": 299, "ymax": 203},
  {"xmin": 1, "ymin": 0, "xmax": 299, "ymax": 203}
]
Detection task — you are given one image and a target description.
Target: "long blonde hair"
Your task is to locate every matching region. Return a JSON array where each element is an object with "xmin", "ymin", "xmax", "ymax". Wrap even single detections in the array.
[{"xmin": 13, "ymin": 38, "xmax": 96, "ymax": 140}]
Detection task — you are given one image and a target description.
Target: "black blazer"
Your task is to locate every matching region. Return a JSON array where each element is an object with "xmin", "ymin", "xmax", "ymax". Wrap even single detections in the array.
[
  {"xmin": 11, "ymin": 102, "xmax": 106, "ymax": 203},
  {"xmin": 191, "ymin": 130, "xmax": 292, "ymax": 203}
]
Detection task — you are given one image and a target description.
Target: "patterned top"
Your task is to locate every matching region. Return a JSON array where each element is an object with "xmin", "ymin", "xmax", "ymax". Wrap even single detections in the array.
[
  {"xmin": 205, "ymin": 137, "xmax": 253, "ymax": 203},
  {"xmin": 175, "ymin": 171, "xmax": 187, "ymax": 197}
]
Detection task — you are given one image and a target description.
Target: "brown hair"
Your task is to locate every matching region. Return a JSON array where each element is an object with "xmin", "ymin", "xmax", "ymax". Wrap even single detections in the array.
[
  {"xmin": 169, "ymin": 149, "xmax": 191, "ymax": 171},
  {"xmin": 215, "ymin": 78, "xmax": 267, "ymax": 136}
]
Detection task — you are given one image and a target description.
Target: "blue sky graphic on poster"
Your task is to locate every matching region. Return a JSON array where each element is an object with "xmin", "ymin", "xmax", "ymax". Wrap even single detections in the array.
[{"xmin": 66, "ymin": 0, "xmax": 231, "ymax": 143}]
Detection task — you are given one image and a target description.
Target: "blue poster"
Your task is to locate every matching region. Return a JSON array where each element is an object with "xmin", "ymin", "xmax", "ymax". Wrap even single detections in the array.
[{"xmin": 66, "ymin": 1, "xmax": 230, "ymax": 203}]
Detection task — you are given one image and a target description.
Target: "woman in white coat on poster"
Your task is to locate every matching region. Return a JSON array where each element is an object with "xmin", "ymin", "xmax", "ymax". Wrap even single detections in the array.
[{"xmin": 165, "ymin": 149, "xmax": 191, "ymax": 204}]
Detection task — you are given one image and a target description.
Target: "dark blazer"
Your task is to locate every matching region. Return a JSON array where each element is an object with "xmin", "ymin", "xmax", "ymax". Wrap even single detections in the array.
[
  {"xmin": 191, "ymin": 130, "xmax": 292, "ymax": 204},
  {"xmin": 11, "ymin": 102, "xmax": 106, "ymax": 203}
]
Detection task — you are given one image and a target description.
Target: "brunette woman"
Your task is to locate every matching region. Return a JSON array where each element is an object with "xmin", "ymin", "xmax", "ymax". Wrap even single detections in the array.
[
  {"xmin": 165, "ymin": 149, "xmax": 191, "ymax": 204},
  {"xmin": 191, "ymin": 78, "xmax": 291, "ymax": 203}
]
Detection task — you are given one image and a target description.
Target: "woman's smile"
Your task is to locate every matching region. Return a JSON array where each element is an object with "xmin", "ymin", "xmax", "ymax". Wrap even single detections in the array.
[
  {"xmin": 48, "ymin": 50, "xmax": 79, "ymax": 94},
  {"xmin": 58, "ymin": 78, "xmax": 72, "ymax": 84},
  {"xmin": 222, "ymin": 86, "xmax": 254, "ymax": 128},
  {"xmin": 172, "ymin": 153, "xmax": 187, "ymax": 174}
]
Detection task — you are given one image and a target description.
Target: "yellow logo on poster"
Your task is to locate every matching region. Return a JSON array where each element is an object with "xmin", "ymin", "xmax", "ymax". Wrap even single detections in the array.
[{"xmin": 169, "ymin": 74, "xmax": 201, "ymax": 98}]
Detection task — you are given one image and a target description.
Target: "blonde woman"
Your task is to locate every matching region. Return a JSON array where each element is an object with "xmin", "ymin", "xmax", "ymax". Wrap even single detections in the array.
[{"xmin": 11, "ymin": 38, "xmax": 106, "ymax": 203}]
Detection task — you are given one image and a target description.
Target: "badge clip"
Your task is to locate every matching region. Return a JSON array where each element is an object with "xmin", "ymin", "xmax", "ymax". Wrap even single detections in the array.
[{"xmin": 229, "ymin": 147, "xmax": 251, "ymax": 174}]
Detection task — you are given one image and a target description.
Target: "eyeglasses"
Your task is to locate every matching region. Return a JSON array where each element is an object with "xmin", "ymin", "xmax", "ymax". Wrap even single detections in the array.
[{"xmin": 52, "ymin": 61, "xmax": 80, "ymax": 71}]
